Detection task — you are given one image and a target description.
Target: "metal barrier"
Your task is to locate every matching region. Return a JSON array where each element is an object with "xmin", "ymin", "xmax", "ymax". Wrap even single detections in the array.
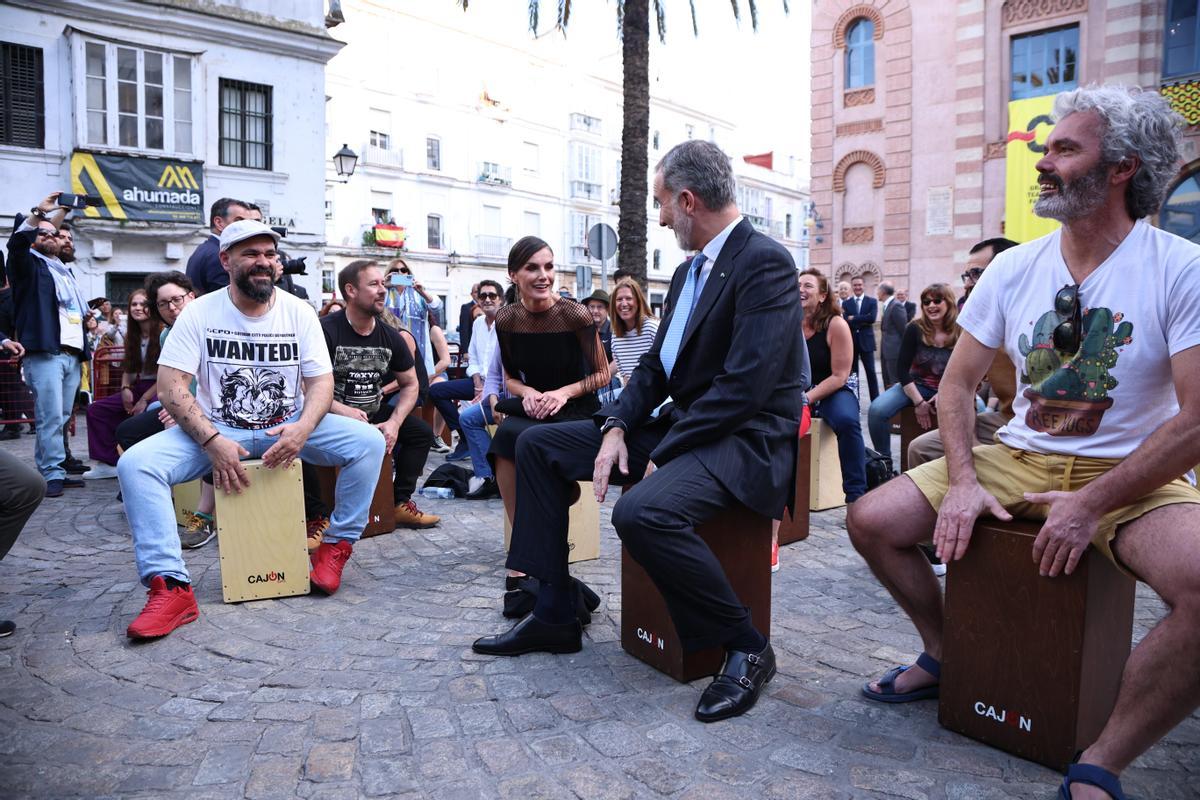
[
  {"xmin": 91, "ymin": 346, "xmax": 126, "ymax": 401},
  {"xmin": 0, "ymin": 356, "xmax": 34, "ymax": 428}
]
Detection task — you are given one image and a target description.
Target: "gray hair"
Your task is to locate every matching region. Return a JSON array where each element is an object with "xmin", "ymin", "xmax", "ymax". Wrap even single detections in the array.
[
  {"xmin": 656, "ymin": 140, "xmax": 737, "ymax": 211},
  {"xmin": 878, "ymin": 281, "xmax": 895, "ymax": 296},
  {"xmin": 1053, "ymin": 85, "xmax": 1183, "ymax": 219}
]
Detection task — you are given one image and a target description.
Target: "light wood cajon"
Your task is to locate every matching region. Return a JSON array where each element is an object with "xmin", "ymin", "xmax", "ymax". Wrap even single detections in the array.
[
  {"xmin": 778, "ymin": 429, "xmax": 811, "ymax": 545},
  {"xmin": 172, "ymin": 478, "xmax": 203, "ymax": 526},
  {"xmin": 809, "ymin": 418, "xmax": 844, "ymax": 511},
  {"xmin": 503, "ymin": 482, "xmax": 600, "ymax": 564},
  {"xmin": 213, "ymin": 460, "xmax": 310, "ymax": 603}
]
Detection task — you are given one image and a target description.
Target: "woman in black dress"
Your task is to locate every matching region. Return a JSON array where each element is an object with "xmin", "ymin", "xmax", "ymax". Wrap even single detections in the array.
[{"xmin": 489, "ymin": 236, "xmax": 609, "ymax": 618}]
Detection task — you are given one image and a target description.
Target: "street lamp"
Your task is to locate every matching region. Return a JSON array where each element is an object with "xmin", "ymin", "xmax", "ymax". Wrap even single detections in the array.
[{"xmin": 332, "ymin": 144, "xmax": 358, "ymax": 182}]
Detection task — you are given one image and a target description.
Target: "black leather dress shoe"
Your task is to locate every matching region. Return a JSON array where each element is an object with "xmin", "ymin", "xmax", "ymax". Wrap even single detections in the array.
[
  {"xmin": 502, "ymin": 576, "xmax": 539, "ymax": 619},
  {"xmin": 466, "ymin": 477, "xmax": 500, "ymax": 499},
  {"xmin": 694, "ymin": 642, "xmax": 777, "ymax": 723},
  {"xmin": 472, "ymin": 614, "xmax": 582, "ymax": 656}
]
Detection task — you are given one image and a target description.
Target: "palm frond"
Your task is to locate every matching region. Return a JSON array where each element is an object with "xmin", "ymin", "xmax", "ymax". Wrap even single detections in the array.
[
  {"xmin": 528, "ymin": 0, "xmax": 539, "ymax": 34},
  {"xmin": 654, "ymin": 0, "xmax": 666, "ymax": 43},
  {"xmin": 782, "ymin": 0, "xmax": 789, "ymax": 13},
  {"xmin": 748, "ymin": 0, "xmax": 759, "ymax": 31},
  {"xmin": 557, "ymin": 0, "xmax": 572, "ymax": 32},
  {"xmin": 730, "ymin": 0, "xmax": 740, "ymax": 26},
  {"xmin": 616, "ymin": 0, "xmax": 625, "ymax": 40},
  {"xmin": 689, "ymin": 0, "xmax": 698, "ymax": 36},
  {"xmin": 457, "ymin": 0, "xmax": 468, "ymax": 9}
]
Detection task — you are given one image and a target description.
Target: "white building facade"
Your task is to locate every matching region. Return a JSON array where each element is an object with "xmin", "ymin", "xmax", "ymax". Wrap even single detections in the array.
[
  {"xmin": 324, "ymin": 2, "xmax": 809, "ymax": 328},
  {"xmin": 0, "ymin": 0, "xmax": 341, "ymax": 302}
]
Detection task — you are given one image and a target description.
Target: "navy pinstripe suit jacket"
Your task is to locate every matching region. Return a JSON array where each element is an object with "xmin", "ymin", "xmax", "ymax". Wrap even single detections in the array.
[{"xmin": 597, "ymin": 218, "xmax": 810, "ymax": 518}]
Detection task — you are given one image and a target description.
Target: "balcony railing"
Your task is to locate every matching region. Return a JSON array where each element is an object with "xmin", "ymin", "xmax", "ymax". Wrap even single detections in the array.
[
  {"xmin": 474, "ymin": 234, "xmax": 513, "ymax": 257},
  {"xmin": 569, "ymin": 245, "xmax": 599, "ymax": 264},
  {"xmin": 570, "ymin": 181, "xmax": 602, "ymax": 201},
  {"xmin": 569, "ymin": 113, "xmax": 602, "ymax": 134},
  {"xmin": 746, "ymin": 214, "xmax": 787, "ymax": 239},
  {"xmin": 477, "ymin": 163, "xmax": 512, "ymax": 186},
  {"xmin": 360, "ymin": 143, "xmax": 404, "ymax": 170}
]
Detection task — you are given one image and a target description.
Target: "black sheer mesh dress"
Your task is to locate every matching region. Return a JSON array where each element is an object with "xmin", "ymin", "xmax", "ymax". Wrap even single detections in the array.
[{"xmin": 487, "ymin": 296, "xmax": 610, "ymax": 462}]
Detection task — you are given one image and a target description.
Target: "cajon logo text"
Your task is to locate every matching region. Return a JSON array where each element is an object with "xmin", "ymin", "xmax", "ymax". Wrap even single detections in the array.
[
  {"xmin": 974, "ymin": 701, "xmax": 1032, "ymax": 732},
  {"xmin": 636, "ymin": 627, "xmax": 666, "ymax": 651},
  {"xmin": 247, "ymin": 571, "xmax": 285, "ymax": 584}
]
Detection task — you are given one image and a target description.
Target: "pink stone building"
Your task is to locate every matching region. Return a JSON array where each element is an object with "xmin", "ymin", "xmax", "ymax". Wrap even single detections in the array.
[{"xmin": 809, "ymin": 0, "xmax": 1200, "ymax": 298}]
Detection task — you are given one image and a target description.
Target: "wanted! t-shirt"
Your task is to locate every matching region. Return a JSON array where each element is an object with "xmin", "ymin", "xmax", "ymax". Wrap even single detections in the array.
[
  {"xmin": 959, "ymin": 220, "xmax": 1200, "ymax": 458},
  {"xmin": 320, "ymin": 310, "xmax": 413, "ymax": 416},
  {"xmin": 158, "ymin": 289, "xmax": 330, "ymax": 429}
]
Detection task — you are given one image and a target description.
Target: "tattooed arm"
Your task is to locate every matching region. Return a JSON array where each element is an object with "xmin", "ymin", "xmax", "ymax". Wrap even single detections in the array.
[{"xmin": 159, "ymin": 365, "xmax": 250, "ymax": 492}]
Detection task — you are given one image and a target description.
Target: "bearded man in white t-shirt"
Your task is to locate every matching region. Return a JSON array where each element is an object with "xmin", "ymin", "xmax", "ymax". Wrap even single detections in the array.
[
  {"xmin": 848, "ymin": 85, "xmax": 1200, "ymax": 799},
  {"xmin": 117, "ymin": 220, "xmax": 385, "ymax": 640}
]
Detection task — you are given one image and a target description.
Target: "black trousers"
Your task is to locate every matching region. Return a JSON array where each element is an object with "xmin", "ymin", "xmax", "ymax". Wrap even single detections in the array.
[
  {"xmin": 852, "ymin": 343, "xmax": 880, "ymax": 400},
  {"xmin": 116, "ymin": 408, "xmax": 165, "ymax": 452},
  {"xmin": 369, "ymin": 409, "xmax": 433, "ymax": 504},
  {"xmin": 0, "ymin": 449, "xmax": 46, "ymax": 561},
  {"xmin": 506, "ymin": 419, "xmax": 756, "ymax": 652}
]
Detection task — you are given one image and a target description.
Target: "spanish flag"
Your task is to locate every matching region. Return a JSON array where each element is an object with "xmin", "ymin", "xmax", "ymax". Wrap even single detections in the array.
[{"xmin": 374, "ymin": 224, "xmax": 407, "ymax": 248}]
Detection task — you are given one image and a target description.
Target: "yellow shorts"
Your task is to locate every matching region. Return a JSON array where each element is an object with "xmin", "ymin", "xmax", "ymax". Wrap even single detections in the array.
[{"xmin": 906, "ymin": 443, "xmax": 1200, "ymax": 576}]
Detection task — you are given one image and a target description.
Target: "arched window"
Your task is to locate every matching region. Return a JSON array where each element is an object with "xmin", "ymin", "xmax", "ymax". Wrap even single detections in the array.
[
  {"xmin": 846, "ymin": 19, "xmax": 875, "ymax": 89},
  {"xmin": 1161, "ymin": 170, "xmax": 1200, "ymax": 243}
]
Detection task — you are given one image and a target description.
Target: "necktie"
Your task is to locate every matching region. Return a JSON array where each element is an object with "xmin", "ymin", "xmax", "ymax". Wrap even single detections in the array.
[{"xmin": 659, "ymin": 254, "xmax": 705, "ymax": 378}]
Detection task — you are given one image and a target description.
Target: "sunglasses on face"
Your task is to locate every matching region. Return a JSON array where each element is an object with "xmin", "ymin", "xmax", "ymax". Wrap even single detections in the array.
[
  {"xmin": 921, "ymin": 296, "xmax": 945, "ymax": 306},
  {"xmin": 961, "ymin": 267, "xmax": 984, "ymax": 283},
  {"xmin": 1052, "ymin": 284, "xmax": 1082, "ymax": 353},
  {"xmin": 477, "ymin": 292, "xmax": 500, "ymax": 301},
  {"xmin": 36, "ymin": 230, "xmax": 60, "ymax": 239}
]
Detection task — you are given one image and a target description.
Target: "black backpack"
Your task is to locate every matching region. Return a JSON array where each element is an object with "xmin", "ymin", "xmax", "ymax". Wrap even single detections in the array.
[
  {"xmin": 423, "ymin": 463, "xmax": 473, "ymax": 497},
  {"xmin": 864, "ymin": 448, "xmax": 895, "ymax": 490}
]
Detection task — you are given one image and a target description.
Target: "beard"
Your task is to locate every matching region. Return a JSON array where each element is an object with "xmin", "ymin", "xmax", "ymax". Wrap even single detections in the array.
[
  {"xmin": 235, "ymin": 266, "xmax": 275, "ymax": 303},
  {"xmin": 1033, "ymin": 162, "xmax": 1110, "ymax": 222},
  {"xmin": 60, "ymin": 247, "xmax": 75, "ymax": 263},
  {"xmin": 671, "ymin": 201, "xmax": 694, "ymax": 250}
]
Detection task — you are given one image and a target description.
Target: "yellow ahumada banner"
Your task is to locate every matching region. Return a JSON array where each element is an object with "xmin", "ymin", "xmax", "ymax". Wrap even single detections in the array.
[{"xmin": 1005, "ymin": 95, "xmax": 1060, "ymax": 244}]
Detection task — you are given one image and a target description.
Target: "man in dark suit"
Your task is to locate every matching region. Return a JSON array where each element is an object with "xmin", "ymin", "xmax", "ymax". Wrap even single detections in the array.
[
  {"xmin": 457, "ymin": 283, "xmax": 479, "ymax": 352},
  {"xmin": 877, "ymin": 281, "xmax": 907, "ymax": 388},
  {"xmin": 185, "ymin": 197, "xmax": 250, "ymax": 295},
  {"xmin": 843, "ymin": 276, "xmax": 879, "ymax": 399},
  {"xmin": 472, "ymin": 140, "xmax": 810, "ymax": 722},
  {"xmin": 896, "ymin": 288, "xmax": 916, "ymax": 322}
]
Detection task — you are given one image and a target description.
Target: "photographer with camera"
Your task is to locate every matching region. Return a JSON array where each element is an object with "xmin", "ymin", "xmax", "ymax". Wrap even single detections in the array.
[{"xmin": 3, "ymin": 193, "xmax": 91, "ymax": 497}]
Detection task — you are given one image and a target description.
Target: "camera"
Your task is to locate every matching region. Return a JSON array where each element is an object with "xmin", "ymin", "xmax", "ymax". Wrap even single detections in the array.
[
  {"xmin": 278, "ymin": 250, "xmax": 307, "ymax": 276},
  {"xmin": 271, "ymin": 226, "xmax": 288, "ymax": 238},
  {"xmin": 58, "ymin": 193, "xmax": 103, "ymax": 209}
]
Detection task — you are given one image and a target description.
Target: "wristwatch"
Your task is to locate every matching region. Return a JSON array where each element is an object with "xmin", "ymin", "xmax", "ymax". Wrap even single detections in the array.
[
  {"xmin": 29, "ymin": 207, "xmax": 46, "ymax": 219},
  {"xmin": 600, "ymin": 417, "xmax": 627, "ymax": 435}
]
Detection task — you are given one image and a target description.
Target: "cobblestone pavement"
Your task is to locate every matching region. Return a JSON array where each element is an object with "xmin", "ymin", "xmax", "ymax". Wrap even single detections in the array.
[{"xmin": 0, "ymin": 425, "xmax": 1196, "ymax": 800}]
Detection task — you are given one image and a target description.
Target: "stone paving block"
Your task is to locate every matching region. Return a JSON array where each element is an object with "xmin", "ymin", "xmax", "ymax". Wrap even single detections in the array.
[
  {"xmin": 359, "ymin": 716, "xmax": 412, "ymax": 755},
  {"xmin": 503, "ymin": 697, "xmax": 561, "ymax": 733},
  {"xmin": 408, "ymin": 706, "xmax": 456, "ymax": 739},
  {"xmin": 312, "ymin": 707, "xmax": 358, "ymax": 742},
  {"xmin": 497, "ymin": 773, "xmax": 575, "ymax": 800},
  {"xmin": 359, "ymin": 756, "xmax": 419, "ymax": 797},
  {"xmin": 456, "ymin": 701, "xmax": 504, "ymax": 735},
  {"xmin": 583, "ymin": 720, "xmax": 650, "ymax": 758},
  {"xmin": 476, "ymin": 736, "xmax": 531, "ymax": 776},
  {"xmin": 559, "ymin": 762, "xmax": 639, "ymax": 800},
  {"xmin": 244, "ymin": 754, "xmax": 303, "ymax": 800},
  {"xmin": 257, "ymin": 722, "xmax": 310, "ymax": 754},
  {"xmin": 303, "ymin": 740, "xmax": 356, "ymax": 782},
  {"xmin": 415, "ymin": 738, "xmax": 468, "ymax": 782},
  {"xmin": 192, "ymin": 743, "xmax": 253, "ymax": 785},
  {"xmin": 849, "ymin": 766, "xmax": 938, "ymax": 799}
]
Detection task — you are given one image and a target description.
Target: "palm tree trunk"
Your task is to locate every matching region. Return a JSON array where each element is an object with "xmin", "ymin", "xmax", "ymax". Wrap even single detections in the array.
[{"xmin": 617, "ymin": 0, "xmax": 650, "ymax": 287}]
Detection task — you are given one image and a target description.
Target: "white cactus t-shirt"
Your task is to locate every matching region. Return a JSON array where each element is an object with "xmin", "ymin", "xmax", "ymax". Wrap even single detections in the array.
[
  {"xmin": 958, "ymin": 219, "xmax": 1200, "ymax": 458},
  {"xmin": 158, "ymin": 288, "xmax": 330, "ymax": 430}
]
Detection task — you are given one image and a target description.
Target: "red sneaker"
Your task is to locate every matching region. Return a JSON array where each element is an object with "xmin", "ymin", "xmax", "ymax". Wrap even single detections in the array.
[
  {"xmin": 310, "ymin": 540, "xmax": 353, "ymax": 594},
  {"xmin": 127, "ymin": 576, "xmax": 199, "ymax": 639}
]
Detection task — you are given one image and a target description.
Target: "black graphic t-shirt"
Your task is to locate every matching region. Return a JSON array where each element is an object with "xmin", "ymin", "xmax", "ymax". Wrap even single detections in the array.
[
  {"xmin": 159, "ymin": 289, "xmax": 331, "ymax": 430},
  {"xmin": 321, "ymin": 310, "xmax": 414, "ymax": 416}
]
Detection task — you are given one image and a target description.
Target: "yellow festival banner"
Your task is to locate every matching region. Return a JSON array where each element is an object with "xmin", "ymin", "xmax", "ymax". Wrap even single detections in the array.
[{"xmin": 1005, "ymin": 95, "xmax": 1059, "ymax": 244}]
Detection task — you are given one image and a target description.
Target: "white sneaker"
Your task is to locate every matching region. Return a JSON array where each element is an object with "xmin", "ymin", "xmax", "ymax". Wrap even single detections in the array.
[
  {"xmin": 83, "ymin": 462, "xmax": 119, "ymax": 480},
  {"xmin": 430, "ymin": 439, "xmax": 452, "ymax": 454},
  {"xmin": 467, "ymin": 476, "xmax": 485, "ymax": 494}
]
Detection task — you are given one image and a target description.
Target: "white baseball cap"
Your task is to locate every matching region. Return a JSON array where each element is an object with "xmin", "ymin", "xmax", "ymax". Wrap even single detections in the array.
[{"xmin": 219, "ymin": 219, "xmax": 281, "ymax": 252}]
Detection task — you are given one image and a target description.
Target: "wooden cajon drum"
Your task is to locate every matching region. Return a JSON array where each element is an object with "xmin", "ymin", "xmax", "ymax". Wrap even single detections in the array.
[
  {"xmin": 314, "ymin": 454, "xmax": 397, "ymax": 538},
  {"xmin": 213, "ymin": 460, "xmax": 310, "ymax": 603},
  {"xmin": 939, "ymin": 519, "xmax": 1135, "ymax": 771},
  {"xmin": 420, "ymin": 404, "xmax": 453, "ymax": 446},
  {"xmin": 778, "ymin": 430, "xmax": 811, "ymax": 545},
  {"xmin": 809, "ymin": 418, "xmax": 844, "ymax": 511},
  {"xmin": 621, "ymin": 507, "xmax": 772, "ymax": 682},
  {"xmin": 503, "ymin": 482, "xmax": 600, "ymax": 563},
  {"xmin": 892, "ymin": 405, "xmax": 937, "ymax": 473},
  {"xmin": 172, "ymin": 478, "xmax": 203, "ymax": 526}
]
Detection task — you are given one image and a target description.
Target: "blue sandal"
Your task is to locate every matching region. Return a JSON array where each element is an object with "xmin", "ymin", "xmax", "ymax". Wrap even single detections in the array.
[
  {"xmin": 1058, "ymin": 763, "xmax": 1128, "ymax": 799},
  {"xmin": 861, "ymin": 651, "xmax": 940, "ymax": 703}
]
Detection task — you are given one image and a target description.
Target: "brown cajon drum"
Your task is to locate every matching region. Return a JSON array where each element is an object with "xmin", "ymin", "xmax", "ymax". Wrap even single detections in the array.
[
  {"xmin": 172, "ymin": 479, "xmax": 203, "ymax": 527},
  {"xmin": 420, "ymin": 404, "xmax": 453, "ymax": 446},
  {"xmin": 809, "ymin": 418, "xmax": 844, "ymax": 511},
  {"xmin": 892, "ymin": 405, "xmax": 937, "ymax": 473},
  {"xmin": 939, "ymin": 519, "xmax": 1135, "ymax": 771},
  {"xmin": 621, "ymin": 506, "xmax": 772, "ymax": 682},
  {"xmin": 778, "ymin": 430, "xmax": 810, "ymax": 545},
  {"xmin": 503, "ymin": 482, "xmax": 600, "ymax": 563},
  {"xmin": 315, "ymin": 454, "xmax": 396, "ymax": 538},
  {"xmin": 213, "ymin": 460, "xmax": 310, "ymax": 603}
]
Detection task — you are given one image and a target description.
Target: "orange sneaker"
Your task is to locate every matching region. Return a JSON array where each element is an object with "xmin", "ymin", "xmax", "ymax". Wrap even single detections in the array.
[
  {"xmin": 127, "ymin": 576, "xmax": 199, "ymax": 639},
  {"xmin": 310, "ymin": 540, "xmax": 353, "ymax": 594},
  {"xmin": 306, "ymin": 515, "xmax": 330, "ymax": 552},
  {"xmin": 394, "ymin": 500, "xmax": 440, "ymax": 529}
]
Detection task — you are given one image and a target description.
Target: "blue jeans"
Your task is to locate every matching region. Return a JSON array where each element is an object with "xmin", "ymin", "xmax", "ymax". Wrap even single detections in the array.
[
  {"xmin": 117, "ymin": 413, "xmax": 385, "ymax": 586},
  {"xmin": 867, "ymin": 382, "xmax": 937, "ymax": 465},
  {"xmin": 24, "ymin": 352, "xmax": 82, "ymax": 481},
  {"xmin": 429, "ymin": 378, "xmax": 475, "ymax": 432},
  {"xmin": 459, "ymin": 401, "xmax": 495, "ymax": 479},
  {"xmin": 812, "ymin": 387, "xmax": 868, "ymax": 503}
]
